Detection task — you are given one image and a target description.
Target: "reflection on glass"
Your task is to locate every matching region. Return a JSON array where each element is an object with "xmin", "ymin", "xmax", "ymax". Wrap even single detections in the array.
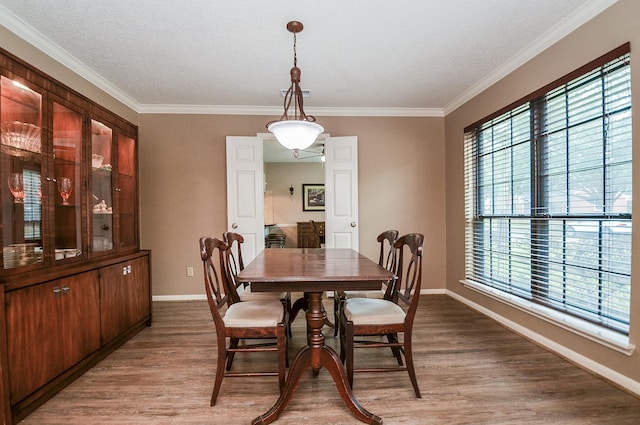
[
  {"xmin": 8, "ymin": 173, "xmax": 24, "ymax": 203},
  {"xmin": 57, "ymin": 177, "xmax": 72, "ymax": 205}
]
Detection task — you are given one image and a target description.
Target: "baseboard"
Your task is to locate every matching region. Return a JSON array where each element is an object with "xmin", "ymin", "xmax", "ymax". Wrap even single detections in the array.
[
  {"xmin": 152, "ymin": 294, "xmax": 206, "ymax": 301},
  {"xmin": 446, "ymin": 289, "xmax": 640, "ymax": 398}
]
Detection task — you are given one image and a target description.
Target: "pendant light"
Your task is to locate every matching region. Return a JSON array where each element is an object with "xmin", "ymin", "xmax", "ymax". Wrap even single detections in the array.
[{"xmin": 267, "ymin": 21, "xmax": 323, "ymax": 152}]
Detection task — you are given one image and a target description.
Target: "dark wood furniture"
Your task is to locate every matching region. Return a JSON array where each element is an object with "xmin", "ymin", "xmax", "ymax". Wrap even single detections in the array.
[
  {"xmin": 339, "ymin": 233, "xmax": 424, "ymax": 398},
  {"xmin": 334, "ymin": 229, "xmax": 399, "ymax": 336},
  {"xmin": 0, "ymin": 48, "xmax": 151, "ymax": 424},
  {"xmin": 199, "ymin": 237, "xmax": 287, "ymax": 406},
  {"xmin": 236, "ymin": 248, "xmax": 394, "ymax": 425},
  {"xmin": 297, "ymin": 221, "xmax": 324, "ymax": 247},
  {"xmin": 222, "ymin": 232, "xmax": 291, "ymax": 316}
]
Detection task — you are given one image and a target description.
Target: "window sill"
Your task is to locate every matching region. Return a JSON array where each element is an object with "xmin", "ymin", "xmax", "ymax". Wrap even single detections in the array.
[{"xmin": 460, "ymin": 279, "xmax": 635, "ymax": 356}]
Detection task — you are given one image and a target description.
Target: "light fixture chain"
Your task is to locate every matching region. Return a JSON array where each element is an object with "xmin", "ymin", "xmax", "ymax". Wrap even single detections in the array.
[{"xmin": 293, "ymin": 31, "xmax": 297, "ymax": 67}]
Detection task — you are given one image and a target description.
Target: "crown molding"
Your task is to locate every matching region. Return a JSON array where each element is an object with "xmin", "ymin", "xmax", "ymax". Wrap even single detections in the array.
[
  {"xmin": 0, "ymin": 4, "xmax": 140, "ymax": 111},
  {"xmin": 443, "ymin": 0, "xmax": 619, "ymax": 115},
  {"xmin": 137, "ymin": 104, "xmax": 444, "ymax": 117}
]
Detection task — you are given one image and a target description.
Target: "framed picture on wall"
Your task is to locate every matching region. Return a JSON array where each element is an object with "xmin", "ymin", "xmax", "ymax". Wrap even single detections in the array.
[{"xmin": 302, "ymin": 184, "xmax": 325, "ymax": 211}]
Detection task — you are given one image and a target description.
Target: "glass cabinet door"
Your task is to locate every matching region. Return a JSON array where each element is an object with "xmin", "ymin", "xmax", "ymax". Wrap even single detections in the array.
[
  {"xmin": 0, "ymin": 76, "xmax": 43, "ymax": 271},
  {"xmin": 52, "ymin": 101, "xmax": 83, "ymax": 261},
  {"xmin": 117, "ymin": 134, "xmax": 136, "ymax": 250},
  {"xmin": 90, "ymin": 119, "xmax": 114, "ymax": 253}
]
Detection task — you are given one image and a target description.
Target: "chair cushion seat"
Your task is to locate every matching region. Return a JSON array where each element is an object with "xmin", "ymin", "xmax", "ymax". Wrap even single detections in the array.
[
  {"xmin": 224, "ymin": 300, "xmax": 284, "ymax": 328},
  {"xmin": 237, "ymin": 285, "xmax": 287, "ymax": 302},
  {"xmin": 344, "ymin": 288, "xmax": 385, "ymax": 299},
  {"xmin": 344, "ymin": 298, "xmax": 405, "ymax": 325}
]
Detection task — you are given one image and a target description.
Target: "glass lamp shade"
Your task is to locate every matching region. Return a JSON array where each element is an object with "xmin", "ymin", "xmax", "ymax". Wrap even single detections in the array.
[{"xmin": 268, "ymin": 120, "xmax": 324, "ymax": 151}]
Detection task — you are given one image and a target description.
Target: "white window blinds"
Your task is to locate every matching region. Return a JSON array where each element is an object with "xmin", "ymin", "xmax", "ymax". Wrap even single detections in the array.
[{"xmin": 464, "ymin": 44, "xmax": 632, "ymax": 334}]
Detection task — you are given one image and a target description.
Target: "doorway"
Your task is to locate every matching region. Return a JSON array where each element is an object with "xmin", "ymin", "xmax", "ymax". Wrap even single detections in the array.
[{"xmin": 226, "ymin": 134, "xmax": 359, "ymax": 264}]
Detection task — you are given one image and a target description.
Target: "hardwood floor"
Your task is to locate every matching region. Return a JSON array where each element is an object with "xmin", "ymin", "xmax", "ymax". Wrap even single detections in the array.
[{"xmin": 21, "ymin": 295, "xmax": 640, "ymax": 424}]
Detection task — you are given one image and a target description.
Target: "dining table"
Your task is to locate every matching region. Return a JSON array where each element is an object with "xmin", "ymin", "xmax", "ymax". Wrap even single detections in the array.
[{"xmin": 236, "ymin": 248, "xmax": 394, "ymax": 425}]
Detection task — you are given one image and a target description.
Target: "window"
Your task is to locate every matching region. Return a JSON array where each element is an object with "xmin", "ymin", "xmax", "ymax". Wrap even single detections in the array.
[
  {"xmin": 23, "ymin": 169, "xmax": 41, "ymax": 240},
  {"xmin": 464, "ymin": 44, "xmax": 632, "ymax": 335}
]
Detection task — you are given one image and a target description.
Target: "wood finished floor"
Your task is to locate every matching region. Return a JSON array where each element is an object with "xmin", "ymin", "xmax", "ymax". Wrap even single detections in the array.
[{"xmin": 20, "ymin": 295, "xmax": 640, "ymax": 424}]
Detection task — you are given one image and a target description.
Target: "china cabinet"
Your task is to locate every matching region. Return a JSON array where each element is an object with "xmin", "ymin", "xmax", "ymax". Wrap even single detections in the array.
[{"xmin": 0, "ymin": 48, "xmax": 151, "ymax": 424}]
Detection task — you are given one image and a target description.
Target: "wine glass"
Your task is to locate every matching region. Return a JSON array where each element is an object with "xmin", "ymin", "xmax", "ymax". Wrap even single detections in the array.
[
  {"xmin": 57, "ymin": 177, "xmax": 72, "ymax": 205},
  {"xmin": 7, "ymin": 173, "xmax": 24, "ymax": 203}
]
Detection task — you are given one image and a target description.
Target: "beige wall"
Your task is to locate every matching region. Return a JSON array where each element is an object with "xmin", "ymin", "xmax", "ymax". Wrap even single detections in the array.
[
  {"xmin": 445, "ymin": 0, "xmax": 640, "ymax": 387},
  {"xmin": 139, "ymin": 114, "xmax": 446, "ymax": 297}
]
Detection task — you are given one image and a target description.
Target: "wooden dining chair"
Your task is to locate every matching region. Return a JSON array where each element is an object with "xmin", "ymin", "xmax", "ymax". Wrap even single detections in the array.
[
  {"xmin": 199, "ymin": 236, "xmax": 288, "ymax": 406},
  {"xmin": 223, "ymin": 231, "xmax": 292, "ymax": 337},
  {"xmin": 333, "ymin": 230, "xmax": 399, "ymax": 336},
  {"xmin": 309, "ymin": 220, "xmax": 323, "ymax": 248},
  {"xmin": 339, "ymin": 232, "xmax": 424, "ymax": 398},
  {"xmin": 223, "ymin": 232, "xmax": 291, "ymax": 302}
]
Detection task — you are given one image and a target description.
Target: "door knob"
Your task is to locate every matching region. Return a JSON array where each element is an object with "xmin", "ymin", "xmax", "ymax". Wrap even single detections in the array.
[
  {"xmin": 350, "ymin": 222, "xmax": 357, "ymax": 228},
  {"xmin": 232, "ymin": 223, "xmax": 238, "ymax": 229}
]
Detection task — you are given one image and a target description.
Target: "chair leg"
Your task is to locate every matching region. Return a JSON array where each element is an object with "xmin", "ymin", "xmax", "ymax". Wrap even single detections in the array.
[
  {"xmin": 277, "ymin": 325, "xmax": 287, "ymax": 391},
  {"xmin": 339, "ymin": 307, "xmax": 346, "ymax": 362},
  {"xmin": 333, "ymin": 292, "xmax": 340, "ymax": 337},
  {"xmin": 345, "ymin": 322, "xmax": 355, "ymax": 388},
  {"xmin": 386, "ymin": 333, "xmax": 404, "ymax": 366},
  {"xmin": 282, "ymin": 295, "xmax": 293, "ymax": 338},
  {"xmin": 289, "ymin": 295, "xmax": 307, "ymax": 325},
  {"xmin": 226, "ymin": 338, "xmax": 239, "ymax": 371},
  {"xmin": 211, "ymin": 342, "xmax": 227, "ymax": 406},
  {"xmin": 403, "ymin": 333, "xmax": 421, "ymax": 398}
]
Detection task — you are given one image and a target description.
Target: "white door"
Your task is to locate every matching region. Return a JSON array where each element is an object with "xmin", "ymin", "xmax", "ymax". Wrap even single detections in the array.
[
  {"xmin": 225, "ymin": 136, "xmax": 264, "ymax": 262},
  {"xmin": 324, "ymin": 136, "xmax": 359, "ymax": 250}
]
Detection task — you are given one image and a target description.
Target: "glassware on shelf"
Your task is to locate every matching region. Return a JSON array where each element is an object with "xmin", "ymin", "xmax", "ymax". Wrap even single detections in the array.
[
  {"xmin": 7, "ymin": 173, "xmax": 24, "ymax": 203},
  {"xmin": 57, "ymin": 177, "xmax": 72, "ymax": 205}
]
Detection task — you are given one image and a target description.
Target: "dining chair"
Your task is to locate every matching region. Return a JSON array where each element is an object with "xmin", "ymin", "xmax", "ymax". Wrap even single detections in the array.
[
  {"xmin": 309, "ymin": 220, "xmax": 323, "ymax": 248},
  {"xmin": 333, "ymin": 230, "xmax": 399, "ymax": 336},
  {"xmin": 223, "ymin": 232, "xmax": 291, "ymax": 302},
  {"xmin": 339, "ymin": 232, "xmax": 424, "ymax": 398},
  {"xmin": 223, "ymin": 231, "xmax": 292, "ymax": 336},
  {"xmin": 199, "ymin": 236, "xmax": 288, "ymax": 406}
]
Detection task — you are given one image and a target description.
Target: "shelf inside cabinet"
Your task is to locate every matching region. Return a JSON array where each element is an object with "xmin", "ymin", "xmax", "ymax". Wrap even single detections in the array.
[{"xmin": 1, "ymin": 144, "xmax": 41, "ymax": 162}]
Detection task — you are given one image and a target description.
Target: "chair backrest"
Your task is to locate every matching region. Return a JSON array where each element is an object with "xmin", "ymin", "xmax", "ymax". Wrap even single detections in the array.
[
  {"xmin": 200, "ymin": 236, "xmax": 229, "ymax": 328},
  {"xmin": 309, "ymin": 220, "xmax": 322, "ymax": 248},
  {"xmin": 377, "ymin": 230, "xmax": 399, "ymax": 271},
  {"xmin": 222, "ymin": 232, "xmax": 247, "ymax": 303},
  {"xmin": 393, "ymin": 233, "xmax": 424, "ymax": 322},
  {"xmin": 223, "ymin": 231, "xmax": 245, "ymax": 271}
]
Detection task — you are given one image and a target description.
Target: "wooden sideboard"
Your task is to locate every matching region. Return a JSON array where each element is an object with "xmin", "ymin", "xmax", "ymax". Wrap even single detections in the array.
[{"xmin": 297, "ymin": 221, "xmax": 325, "ymax": 248}]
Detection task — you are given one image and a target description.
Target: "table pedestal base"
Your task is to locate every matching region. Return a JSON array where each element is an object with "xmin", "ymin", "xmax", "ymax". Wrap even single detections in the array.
[{"xmin": 252, "ymin": 292, "xmax": 382, "ymax": 425}]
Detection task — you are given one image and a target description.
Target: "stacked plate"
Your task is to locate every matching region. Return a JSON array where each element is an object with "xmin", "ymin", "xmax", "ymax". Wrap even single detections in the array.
[{"xmin": 3, "ymin": 243, "xmax": 42, "ymax": 269}]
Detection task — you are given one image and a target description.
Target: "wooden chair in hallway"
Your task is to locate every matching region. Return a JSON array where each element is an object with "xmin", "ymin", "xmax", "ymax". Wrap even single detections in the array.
[
  {"xmin": 199, "ymin": 236, "xmax": 288, "ymax": 406},
  {"xmin": 339, "ymin": 232, "xmax": 424, "ymax": 398}
]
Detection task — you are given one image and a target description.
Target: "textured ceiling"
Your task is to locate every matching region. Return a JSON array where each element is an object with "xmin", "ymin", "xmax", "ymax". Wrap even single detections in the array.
[{"xmin": 0, "ymin": 0, "xmax": 615, "ymax": 116}]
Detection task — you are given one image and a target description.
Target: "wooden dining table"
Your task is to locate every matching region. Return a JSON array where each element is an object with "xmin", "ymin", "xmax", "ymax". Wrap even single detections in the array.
[{"xmin": 236, "ymin": 248, "xmax": 394, "ymax": 425}]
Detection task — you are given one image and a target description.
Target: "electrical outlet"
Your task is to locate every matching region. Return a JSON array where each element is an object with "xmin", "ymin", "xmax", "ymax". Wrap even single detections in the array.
[{"xmin": 186, "ymin": 266, "xmax": 194, "ymax": 277}]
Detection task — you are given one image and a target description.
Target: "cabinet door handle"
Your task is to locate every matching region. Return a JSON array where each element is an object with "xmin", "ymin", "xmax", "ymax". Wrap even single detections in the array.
[
  {"xmin": 62, "ymin": 286, "xmax": 70, "ymax": 295},
  {"xmin": 114, "ymin": 188, "xmax": 122, "ymax": 192},
  {"xmin": 53, "ymin": 286, "xmax": 61, "ymax": 296}
]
